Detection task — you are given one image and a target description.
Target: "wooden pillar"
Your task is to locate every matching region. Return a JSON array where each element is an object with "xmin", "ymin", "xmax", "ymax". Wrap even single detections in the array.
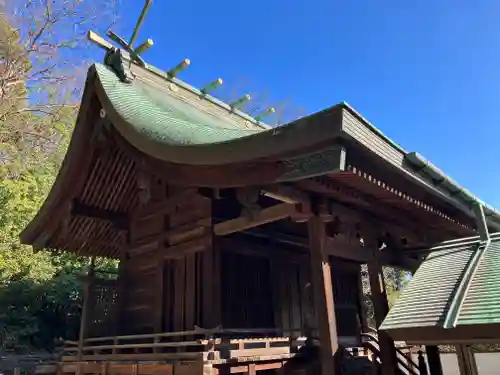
[
  {"xmin": 114, "ymin": 252, "xmax": 127, "ymax": 335},
  {"xmin": 202, "ymin": 202, "xmax": 220, "ymax": 329},
  {"xmin": 426, "ymin": 345, "xmax": 443, "ymax": 375},
  {"xmin": 418, "ymin": 350, "xmax": 428, "ymax": 375},
  {"xmin": 366, "ymin": 259, "xmax": 398, "ymax": 375},
  {"xmin": 307, "ymin": 215, "xmax": 337, "ymax": 375},
  {"xmin": 456, "ymin": 344, "xmax": 478, "ymax": 375},
  {"xmin": 78, "ymin": 257, "xmax": 95, "ymax": 360}
]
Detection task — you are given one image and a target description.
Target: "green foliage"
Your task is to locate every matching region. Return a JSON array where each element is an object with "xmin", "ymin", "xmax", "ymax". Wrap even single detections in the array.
[
  {"xmin": 0, "ymin": 164, "xmax": 83, "ymax": 351},
  {"xmin": 383, "ymin": 267, "xmax": 409, "ymax": 308},
  {"xmin": 0, "ymin": 1, "xmax": 118, "ymax": 351},
  {"xmin": 0, "ymin": 165, "xmax": 118, "ymax": 350},
  {"xmin": 0, "ymin": 171, "xmax": 56, "ymax": 282},
  {"xmin": 0, "ymin": 272, "xmax": 83, "ymax": 351}
]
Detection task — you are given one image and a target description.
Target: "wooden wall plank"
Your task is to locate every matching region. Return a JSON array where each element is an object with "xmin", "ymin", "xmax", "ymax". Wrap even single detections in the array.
[
  {"xmin": 290, "ymin": 266, "xmax": 302, "ymax": 334},
  {"xmin": 270, "ymin": 261, "xmax": 283, "ymax": 331},
  {"xmin": 212, "ymin": 243, "xmax": 221, "ymax": 327},
  {"xmin": 298, "ymin": 259, "xmax": 313, "ymax": 332},
  {"xmin": 201, "ymin": 247, "xmax": 215, "ymax": 328},
  {"xmin": 154, "ymin": 259, "xmax": 164, "ymax": 332},
  {"xmin": 185, "ymin": 254, "xmax": 196, "ymax": 331},
  {"xmin": 163, "ymin": 261, "xmax": 172, "ymax": 332},
  {"xmin": 173, "ymin": 258, "xmax": 186, "ymax": 331}
]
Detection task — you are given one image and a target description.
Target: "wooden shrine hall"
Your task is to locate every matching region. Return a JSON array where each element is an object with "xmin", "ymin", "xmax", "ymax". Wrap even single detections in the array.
[{"xmin": 20, "ymin": 5, "xmax": 500, "ymax": 375}]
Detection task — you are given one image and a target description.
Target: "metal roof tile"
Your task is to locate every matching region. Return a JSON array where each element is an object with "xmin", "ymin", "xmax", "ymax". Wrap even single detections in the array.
[
  {"xmin": 382, "ymin": 235, "xmax": 500, "ymax": 335},
  {"xmin": 380, "ymin": 243, "xmax": 476, "ymax": 331},
  {"xmin": 457, "ymin": 240, "xmax": 500, "ymax": 325}
]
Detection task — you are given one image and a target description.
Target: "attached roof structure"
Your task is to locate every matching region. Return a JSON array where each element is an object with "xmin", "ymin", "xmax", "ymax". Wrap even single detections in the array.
[
  {"xmin": 18, "ymin": 42, "xmax": 500, "ymax": 258},
  {"xmin": 380, "ymin": 232, "xmax": 500, "ymax": 344}
]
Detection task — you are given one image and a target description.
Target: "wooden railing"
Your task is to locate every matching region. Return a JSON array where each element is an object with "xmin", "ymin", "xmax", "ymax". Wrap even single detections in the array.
[{"xmin": 62, "ymin": 328, "xmax": 308, "ymax": 363}]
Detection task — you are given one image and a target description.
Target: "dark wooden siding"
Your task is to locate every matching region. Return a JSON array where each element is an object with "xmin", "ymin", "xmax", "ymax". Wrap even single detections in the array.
[
  {"xmin": 117, "ymin": 183, "xmax": 215, "ymax": 335},
  {"xmin": 270, "ymin": 260, "xmax": 313, "ymax": 336},
  {"xmin": 330, "ymin": 258, "xmax": 362, "ymax": 339},
  {"xmin": 220, "ymin": 251, "xmax": 274, "ymax": 330}
]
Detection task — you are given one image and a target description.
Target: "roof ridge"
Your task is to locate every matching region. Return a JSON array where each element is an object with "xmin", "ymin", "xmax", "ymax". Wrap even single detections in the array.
[
  {"xmin": 87, "ymin": 29, "xmax": 273, "ymax": 131},
  {"xmin": 442, "ymin": 238, "xmax": 491, "ymax": 329}
]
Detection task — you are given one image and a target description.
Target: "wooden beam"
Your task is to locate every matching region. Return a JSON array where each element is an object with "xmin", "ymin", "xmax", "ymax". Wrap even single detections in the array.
[
  {"xmin": 136, "ymin": 188, "xmax": 199, "ymax": 219},
  {"xmin": 71, "ymin": 200, "xmax": 129, "ymax": 230},
  {"xmin": 298, "ymin": 177, "xmax": 463, "ymax": 241},
  {"xmin": 130, "ymin": 217, "xmax": 211, "ymax": 251},
  {"xmin": 264, "ymin": 184, "xmax": 428, "ymax": 246},
  {"xmin": 241, "ymin": 227, "xmax": 421, "ymax": 270},
  {"xmin": 218, "ymin": 236, "xmax": 307, "ymax": 262},
  {"xmin": 308, "ymin": 215, "xmax": 337, "ymax": 375},
  {"xmin": 213, "ymin": 203, "xmax": 297, "ymax": 236},
  {"xmin": 162, "ymin": 234, "xmax": 212, "ymax": 259}
]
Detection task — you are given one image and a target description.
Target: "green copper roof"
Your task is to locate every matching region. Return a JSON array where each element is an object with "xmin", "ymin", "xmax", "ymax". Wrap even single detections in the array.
[
  {"xmin": 457, "ymin": 240, "xmax": 500, "ymax": 325},
  {"xmin": 95, "ymin": 63, "xmax": 263, "ymax": 145},
  {"xmin": 92, "ymin": 62, "xmax": 348, "ymax": 181},
  {"xmin": 380, "ymin": 233, "xmax": 500, "ymax": 335}
]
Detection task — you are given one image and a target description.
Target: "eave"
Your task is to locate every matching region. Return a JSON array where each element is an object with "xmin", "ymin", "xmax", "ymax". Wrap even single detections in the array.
[{"xmin": 19, "ymin": 56, "xmax": 500, "ymax": 257}]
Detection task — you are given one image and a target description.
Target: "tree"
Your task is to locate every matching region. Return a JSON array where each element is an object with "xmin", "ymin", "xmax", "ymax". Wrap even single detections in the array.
[
  {"xmin": 0, "ymin": 0, "xmax": 117, "ymax": 177},
  {"xmin": 215, "ymin": 78, "xmax": 307, "ymax": 127},
  {"xmin": 0, "ymin": 0, "xmax": 119, "ymax": 351}
]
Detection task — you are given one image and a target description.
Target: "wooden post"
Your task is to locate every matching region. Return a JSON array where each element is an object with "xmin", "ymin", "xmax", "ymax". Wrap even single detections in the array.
[
  {"xmin": 114, "ymin": 251, "xmax": 127, "ymax": 335},
  {"xmin": 456, "ymin": 344, "xmax": 478, "ymax": 375},
  {"xmin": 78, "ymin": 257, "xmax": 95, "ymax": 360},
  {"xmin": 366, "ymin": 258, "xmax": 398, "ymax": 375},
  {"xmin": 426, "ymin": 345, "xmax": 443, "ymax": 375},
  {"xmin": 203, "ymin": 200, "xmax": 220, "ymax": 329},
  {"xmin": 418, "ymin": 350, "xmax": 429, "ymax": 375},
  {"xmin": 307, "ymin": 215, "xmax": 337, "ymax": 375}
]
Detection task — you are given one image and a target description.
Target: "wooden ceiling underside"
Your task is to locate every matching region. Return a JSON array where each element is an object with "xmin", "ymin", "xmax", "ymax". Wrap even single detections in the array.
[{"xmin": 38, "ymin": 132, "xmax": 476, "ymax": 259}]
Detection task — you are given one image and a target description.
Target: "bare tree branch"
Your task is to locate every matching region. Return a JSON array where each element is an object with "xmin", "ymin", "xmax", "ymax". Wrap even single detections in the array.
[{"xmin": 0, "ymin": 0, "xmax": 118, "ymax": 175}]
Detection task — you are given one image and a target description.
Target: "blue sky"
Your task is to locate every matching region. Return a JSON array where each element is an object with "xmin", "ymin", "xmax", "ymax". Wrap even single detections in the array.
[{"xmin": 113, "ymin": 0, "xmax": 500, "ymax": 207}]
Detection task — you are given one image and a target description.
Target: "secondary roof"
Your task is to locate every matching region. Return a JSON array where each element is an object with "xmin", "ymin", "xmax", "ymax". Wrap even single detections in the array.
[{"xmin": 380, "ymin": 232, "xmax": 500, "ymax": 344}]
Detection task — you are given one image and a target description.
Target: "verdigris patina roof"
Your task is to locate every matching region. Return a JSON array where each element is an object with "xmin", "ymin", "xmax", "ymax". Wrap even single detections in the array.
[
  {"xmin": 93, "ymin": 62, "xmax": 347, "ymax": 170},
  {"xmin": 380, "ymin": 232, "xmax": 500, "ymax": 344}
]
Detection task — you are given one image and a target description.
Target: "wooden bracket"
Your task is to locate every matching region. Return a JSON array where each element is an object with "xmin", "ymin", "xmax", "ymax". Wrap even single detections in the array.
[
  {"xmin": 71, "ymin": 200, "xmax": 129, "ymax": 231},
  {"xmin": 235, "ymin": 187, "xmax": 262, "ymax": 220},
  {"xmin": 213, "ymin": 203, "xmax": 297, "ymax": 236},
  {"xmin": 263, "ymin": 184, "xmax": 312, "ymax": 222}
]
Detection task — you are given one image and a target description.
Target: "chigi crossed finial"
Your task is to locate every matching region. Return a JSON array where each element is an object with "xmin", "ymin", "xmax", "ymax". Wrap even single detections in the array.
[
  {"xmin": 87, "ymin": 0, "xmax": 157, "ymax": 67},
  {"xmin": 86, "ymin": 0, "xmax": 276, "ymax": 124}
]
